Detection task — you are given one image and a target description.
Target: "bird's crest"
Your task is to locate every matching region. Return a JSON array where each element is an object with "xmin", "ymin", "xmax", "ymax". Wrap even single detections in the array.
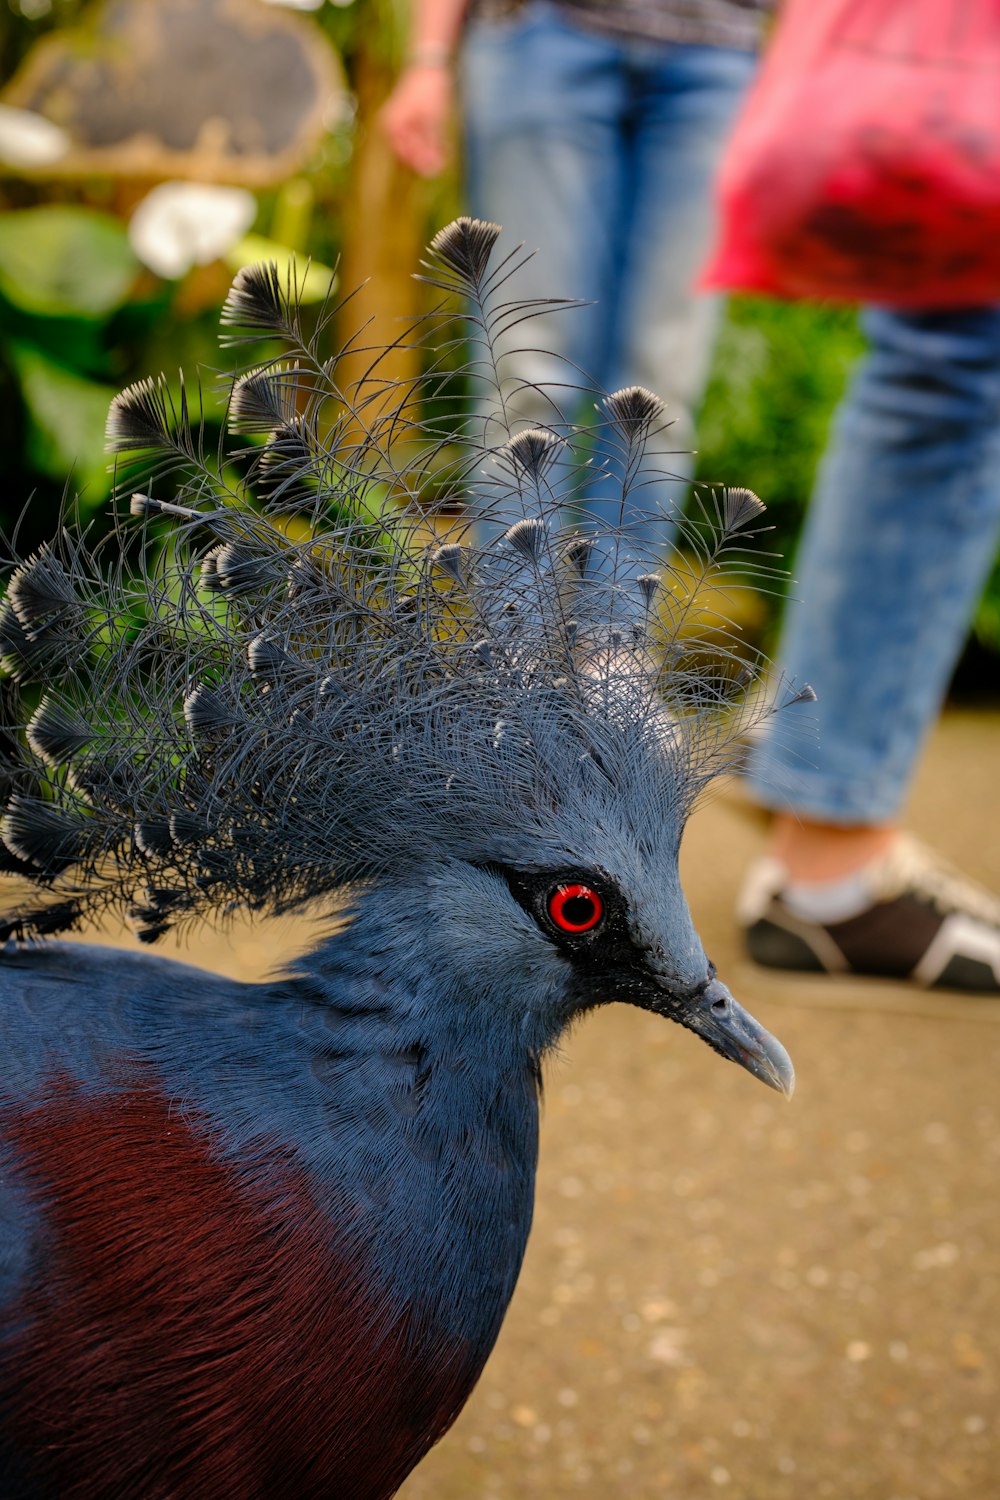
[{"xmin": 0, "ymin": 218, "xmax": 810, "ymax": 942}]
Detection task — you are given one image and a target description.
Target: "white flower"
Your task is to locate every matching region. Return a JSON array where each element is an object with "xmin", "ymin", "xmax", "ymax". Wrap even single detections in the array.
[
  {"xmin": 128, "ymin": 182, "xmax": 257, "ymax": 280},
  {"xmin": 0, "ymin": 106, "xmax": 70, "ymax": 169}
]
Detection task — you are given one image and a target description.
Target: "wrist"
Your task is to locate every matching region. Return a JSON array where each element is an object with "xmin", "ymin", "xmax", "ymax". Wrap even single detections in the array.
[{"xmin": 407, "ymin": 43, "xmax": 454, "ymax": 68}]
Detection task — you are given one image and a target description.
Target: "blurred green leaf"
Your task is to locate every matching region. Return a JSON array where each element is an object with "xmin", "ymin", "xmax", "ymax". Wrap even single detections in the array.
[
  {"xmin": 0, "ymin": 301, "xmax": 113, "ymax": 379},
  {"xmin": 8, "ymin": 341, "xmax": 115, "ymax": 507},
  {"xmin": 974, "ymin": 557, "xmax": 1000, "ymax": 654},
  {"xmin": 138, "ymin": 308, "xmax": 240, "ymax": 425},
  {"xmin": 0, "ymin": 206, "xmax": 139, "ymax": 319},
  {"xmin": 225, "ymin": 234, "xmax": 337, "ymax": 304},
  {"xmin": 694, "ymin": 297, "xmax": 864, "ymax": 644},
  {"xmin": 696, "ymin": 297, "xmax": 864, "ymax": 541}
]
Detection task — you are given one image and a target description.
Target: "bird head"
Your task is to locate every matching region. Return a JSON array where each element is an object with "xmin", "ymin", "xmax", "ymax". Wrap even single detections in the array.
[{"xmin": 393, "ymin": 604, "xmax": 796, "ymax": 1095}]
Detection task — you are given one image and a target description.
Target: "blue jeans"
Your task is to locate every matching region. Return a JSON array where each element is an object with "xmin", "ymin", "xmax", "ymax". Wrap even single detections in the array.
[
  {"xmin": 746, "ymin": 306, "xmax": 1000, "ymax": 824},
  {"xmin": 459, "ymin": 3, "xmax": 755, "ymax": 579}
]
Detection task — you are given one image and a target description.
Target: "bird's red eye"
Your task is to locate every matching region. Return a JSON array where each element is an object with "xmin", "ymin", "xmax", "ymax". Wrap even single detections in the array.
[{"xmin": 547, "ymin": 883, "xmax": 604, "ymax": 933}]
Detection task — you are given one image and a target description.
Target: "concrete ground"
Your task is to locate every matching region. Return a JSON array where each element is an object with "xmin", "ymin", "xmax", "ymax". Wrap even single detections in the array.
[{"xmin": 48, "ymin": 709, "xmax": 1000, "ymax": 1499}]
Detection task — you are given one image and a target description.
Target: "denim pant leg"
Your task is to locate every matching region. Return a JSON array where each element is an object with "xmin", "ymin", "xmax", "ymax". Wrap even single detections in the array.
[
  {"xmin": 460, "ymin": 3, "xmax": 627, "ymax": 484},
  {"xmin": 578, "ymin": 43, "xmax": 756, "ymax": 584},
  {"xmin": 459, "ymin": 8, "xmax": 753, "ymax": 563},
  {"xmin": 746, "ymin": 305, "xmax": 1000, "ymax": 824}
]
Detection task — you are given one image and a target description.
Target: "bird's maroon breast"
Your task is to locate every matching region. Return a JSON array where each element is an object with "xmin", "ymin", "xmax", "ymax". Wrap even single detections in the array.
[{"xmin": 0, "ymin": 1074, "xmax": 479, "ymax": 1500}]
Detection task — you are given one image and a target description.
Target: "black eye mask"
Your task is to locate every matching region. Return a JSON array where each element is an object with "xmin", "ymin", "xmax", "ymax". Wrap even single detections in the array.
[{"xmin": 500, "ymin": 867, "xmax": 638, "ymax": 970}]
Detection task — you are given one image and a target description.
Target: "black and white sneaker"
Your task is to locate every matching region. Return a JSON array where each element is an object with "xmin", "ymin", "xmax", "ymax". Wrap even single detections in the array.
[{"xmin": 739, "ymin": 836, "xmax": 1000, "ymax": 993}]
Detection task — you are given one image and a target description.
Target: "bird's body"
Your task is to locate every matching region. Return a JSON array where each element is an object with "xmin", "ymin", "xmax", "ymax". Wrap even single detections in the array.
[
  {"xmin": 0, "ymin": 219, "xmax": 804, "ymax": 1495},
  {"xmin": 0, "ymin": 925, "xmax": 537, "ymax": 1498}
]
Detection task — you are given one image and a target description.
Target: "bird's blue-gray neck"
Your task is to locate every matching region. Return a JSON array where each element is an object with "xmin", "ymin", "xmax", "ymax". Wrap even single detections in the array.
[{"xmin": 256, "ymin": 880, "xmax": 551, "ymax": 1341}]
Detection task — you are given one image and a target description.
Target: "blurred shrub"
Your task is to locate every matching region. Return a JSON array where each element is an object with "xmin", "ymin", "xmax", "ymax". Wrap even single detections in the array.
[
  {"xmin": 0, "ymin": 202, "xmax": 238, "ymax": 552},
  {"xmin": 0, "ymin": 205, "xmax": 139, "ymax": 508},
  {"xmin": 694, "ymin": 295, "xmax": 863, "ymax": 614}
]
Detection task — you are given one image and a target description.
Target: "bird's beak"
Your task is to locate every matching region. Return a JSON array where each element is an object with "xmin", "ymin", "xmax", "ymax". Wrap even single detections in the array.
[{"xmin": 672, "ymin": 976, "xmax": 795, "ymax": 1097}]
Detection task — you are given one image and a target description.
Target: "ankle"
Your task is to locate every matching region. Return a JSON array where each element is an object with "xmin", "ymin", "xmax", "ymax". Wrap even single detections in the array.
[{"xmin": 769, "ymin": 817, "xmax": 898, "ymax": 884}]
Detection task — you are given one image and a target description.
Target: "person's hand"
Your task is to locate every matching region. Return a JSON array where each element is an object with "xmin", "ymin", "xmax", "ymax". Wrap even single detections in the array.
[{"xmin": 380, "ymin": 63, "xmax": 454, "ymax": 178}]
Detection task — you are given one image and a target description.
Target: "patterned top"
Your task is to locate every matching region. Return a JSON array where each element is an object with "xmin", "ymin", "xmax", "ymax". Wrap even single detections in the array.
[{"xmin": 471, "ymin": 0, "xmax": 773, "ymax": 50}]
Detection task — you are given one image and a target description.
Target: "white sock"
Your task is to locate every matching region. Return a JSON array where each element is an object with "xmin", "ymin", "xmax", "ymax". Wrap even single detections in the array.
[{"xmin": 781, "ymin": 863, "xmax": 883, "ymax": 924}]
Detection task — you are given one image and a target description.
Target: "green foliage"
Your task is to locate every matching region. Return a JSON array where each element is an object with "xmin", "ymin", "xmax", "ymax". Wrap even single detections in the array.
[
  {"xmin": 0, "ymin": 205, "xmax": 140, "ymax": 318},
  {"xmin": 0, "ymin": 0, "xmax": 87, "ymax": 80},
  {"xmin": 0, "ymin": 204, "xmax": 232, "ymax": 537},
  {"xmin": 695, "ymin": 296, "xmax": 865, "ymax": 574},
  {"xmin": 0, "ymin": 205, "xmax": 152, "ymax": 514},
  {"xmin": 973, "ymin": 558, "xmax": 1000, "ymax": 656},
  {"xmin": 0, "ymin": 206, "xmax": 139, "ymax": 520},
  {"xmin": 6, "ymin": 341, "xmax": 117, "ymax": 508}
]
